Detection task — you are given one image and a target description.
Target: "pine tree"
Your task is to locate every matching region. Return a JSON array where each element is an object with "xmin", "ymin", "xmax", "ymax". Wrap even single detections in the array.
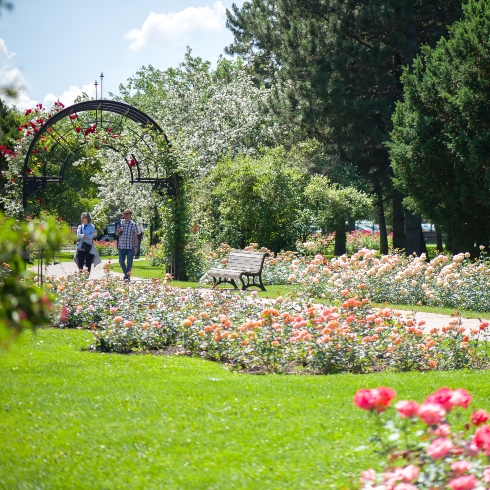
[
  {"xmin": 226, "ymin": 0, "xmax": 463, "ymax": 254},
  {"xmin": 389, "ymin": 0, "xmax": 490, "ymax": 254}
]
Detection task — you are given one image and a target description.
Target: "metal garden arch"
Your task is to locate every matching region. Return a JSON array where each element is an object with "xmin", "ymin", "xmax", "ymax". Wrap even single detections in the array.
[{"xmin": 22, "ymin": 99, "xmax": 183, "ymax": 277}]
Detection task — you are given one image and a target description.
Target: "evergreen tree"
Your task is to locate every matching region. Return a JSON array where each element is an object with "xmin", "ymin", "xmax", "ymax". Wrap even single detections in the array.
[
  {"xmin": 226, "ymin": 0, "xmax": 463, "ymax": 254},
  {"xmin": 389, "ymin": 0, "xmax": 490, "ymax": 255}
]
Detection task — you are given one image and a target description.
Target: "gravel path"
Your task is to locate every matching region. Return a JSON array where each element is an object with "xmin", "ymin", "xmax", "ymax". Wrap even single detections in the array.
[{"xmin": 29, "ymin": 259, "xmax": 484, "ymax": 333}]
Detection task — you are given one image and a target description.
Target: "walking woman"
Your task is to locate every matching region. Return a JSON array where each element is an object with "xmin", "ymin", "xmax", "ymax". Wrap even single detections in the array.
[{"xmin": 75, "ymin": 212, "xmax": 101, "ymax": 274}]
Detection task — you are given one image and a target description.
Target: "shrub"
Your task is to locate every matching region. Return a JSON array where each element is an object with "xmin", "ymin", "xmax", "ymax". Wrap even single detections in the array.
[
  {"xmin": 346, "ymin": 230, "xmax": 393, "ymax": 254},
  {"xmin": 93, "ymin": 240, "xmax": 118, "ymax": 257},
  {"xmin": 290, "ymin": 248, "xmax": 490, "ymax": 312},
  {"xmin": 49, "ymin": 275, "xmax": 490, "ymax": 374},
  {"xmin": 355, "ymin": 386, "xmax": 490, "ymax": 489}
]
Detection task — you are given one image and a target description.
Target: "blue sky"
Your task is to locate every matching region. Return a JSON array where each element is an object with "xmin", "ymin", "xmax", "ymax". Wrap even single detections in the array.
[{"xmin": 0, "ymin": 0, "xmax": 244, "ymax": 110}]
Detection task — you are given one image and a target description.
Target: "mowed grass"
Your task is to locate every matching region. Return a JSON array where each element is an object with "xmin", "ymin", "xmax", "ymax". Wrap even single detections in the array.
[{"xmin": 2, "ymin": 330, "xmax": 490, "ymax": 489}]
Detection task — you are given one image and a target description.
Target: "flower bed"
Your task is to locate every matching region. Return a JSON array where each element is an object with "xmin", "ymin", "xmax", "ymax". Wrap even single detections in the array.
[
  {"xmin": 93, "ymin": 240, "xmax": 118, "ymax": 256},
  {"xmin": 49, "ymin": 273, "xmax": 490, "ymax": 374},
  {"xmin": 355, "ymin": 386, "xmax": 490, "ymax": 489},
  {"xmin": 289, "ymin": 249, "xmax": 490, "ymax": 312}
]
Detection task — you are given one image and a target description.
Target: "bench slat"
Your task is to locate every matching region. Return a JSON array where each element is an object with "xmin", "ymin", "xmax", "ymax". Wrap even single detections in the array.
[{"xmin": 206, "ymin": 250, "xmax": 269, "ymax": 291}]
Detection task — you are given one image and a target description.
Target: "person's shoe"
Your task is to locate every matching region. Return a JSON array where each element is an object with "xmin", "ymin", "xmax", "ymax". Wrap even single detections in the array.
[
  {"xmin": 123, "ymin": 275, "xmax": 130, "ymax": 282},
  {"xmin": 54, "ymin": 261, "xmax": 60, "ymax": 265}
]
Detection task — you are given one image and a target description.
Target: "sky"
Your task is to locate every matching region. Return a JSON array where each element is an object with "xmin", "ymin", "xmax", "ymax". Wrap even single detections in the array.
[{"xmin": 0, "ymin": 0, "xmax": 244, "ymax": 111}]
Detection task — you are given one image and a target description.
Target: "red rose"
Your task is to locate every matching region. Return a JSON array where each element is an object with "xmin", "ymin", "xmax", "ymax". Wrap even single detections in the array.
[{"xmin": 471, "ymin": 410, "xmax": 490, "ymax": 426}]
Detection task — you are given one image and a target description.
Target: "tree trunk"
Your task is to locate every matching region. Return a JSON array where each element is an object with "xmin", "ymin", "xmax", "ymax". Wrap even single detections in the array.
[
  {"xmin": 392, "ymin": 190, "xmax": 405, "ymax": 251},
  {"xmin": 347, "ymin": 217, "xmax": 355, "ymax": 233},
  {"xmin": 404, "ymin": 210, "xmax": 428, "ymax": 256},
  {"xmin": 435, "ymin": 225, "xmax": 443, "ymax": 253},
  {"xmin": 334, "ymin": 221, "xmax": 346, "ymax": 256},
  {"xmin": 376, "ymin": 188, "xmax": 389, "ymax": 255}
]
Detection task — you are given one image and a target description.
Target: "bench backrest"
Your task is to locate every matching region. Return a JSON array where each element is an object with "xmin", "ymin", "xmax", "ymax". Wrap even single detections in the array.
[{"xmin": 227, "ymin": 251, "xmax": 269, "ymax": 273}]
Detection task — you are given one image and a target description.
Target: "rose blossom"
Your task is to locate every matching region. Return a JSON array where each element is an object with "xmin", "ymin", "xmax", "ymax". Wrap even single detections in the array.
[
  {"xmin": 482, "ymin": 467, "xmax": 490, "ymax": 483},
  {"xmin": 470, "ymin": 410, "xmax": 490, "ymax": 426},
  {"xmin": 396, "ymin": 400, "xmax": 420, "ymax": 418},
  {"xmin": 450, "ymin": 389, "xmax": 472, "ymax": 409},
  {"xmin": 447, "ymin": 474, "xmax": 479, "ymax": 490},
  {"xmin": 451, "ymin": 460, "xmax": 472, "ymax": 475},
  {"xmin": 472, "ymin": 425, "xmax": 490, "ymax": 454},
  {"xmin": 433, "ymin": 423, "xmax": 451, "ymax": 437},
  {"xmin": 426, "ymin": 437, "xmax": 454, "ymax": 459},
  {"xmin": 398, "ymin": 465, "xmax": 420, "ymax": 482},
  {"xmin": 425, "ymin": 387, "xmax": 454, "ymax": 411},
  {"xmin": 360, "ymin": 468, "xmax": 376, "ymax": 482},
  {"xmin": 394, "ymin": 484, "xmax": 418, "ymax": 490},
  {"xmin": 418, "ymin": 402, "xmax": 447, "ymax": 425},
  {"xmin": 353, "ymin": 387, "xmax": 396, "ymax": 412}
]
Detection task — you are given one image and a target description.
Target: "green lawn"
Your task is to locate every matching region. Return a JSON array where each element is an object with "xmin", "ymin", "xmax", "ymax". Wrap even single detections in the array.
[{"xmin": 1, "ymin": 329, "xmax": 490, "ymax": 489}]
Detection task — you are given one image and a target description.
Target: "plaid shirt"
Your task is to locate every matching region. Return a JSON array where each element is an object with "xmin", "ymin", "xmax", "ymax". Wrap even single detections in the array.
[{"xmin": 117, "ymin": 219, "xmax": 138, "ymax": 249}]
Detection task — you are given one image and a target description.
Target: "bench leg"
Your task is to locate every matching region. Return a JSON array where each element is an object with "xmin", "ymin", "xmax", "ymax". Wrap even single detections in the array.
[
  {"xmin": 240, "ymin": 275, "xmax": 266, "ymax": 292},
  {"xmin": 213, "ymin": 277, "xmax": 239, "ymax": 290}
]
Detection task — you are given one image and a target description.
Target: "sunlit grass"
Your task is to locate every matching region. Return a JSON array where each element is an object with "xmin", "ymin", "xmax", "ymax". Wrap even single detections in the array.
[{"xmin": 2, "ymin": 328, "xmax": 490, "ymax": 489}]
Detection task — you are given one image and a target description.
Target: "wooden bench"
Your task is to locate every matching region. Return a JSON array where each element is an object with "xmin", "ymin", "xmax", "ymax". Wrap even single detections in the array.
[{"xmin": 206, "ymin": 250, "xmax": 269, "ymax": 291}]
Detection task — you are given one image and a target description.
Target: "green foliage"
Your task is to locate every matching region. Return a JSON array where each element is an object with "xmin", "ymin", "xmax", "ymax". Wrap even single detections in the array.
[
  {"xmin": 305, "ymin": 175, "xmax": 373, "ymax": 230},
  {"xmin": 0, "ymin": 212, "xmax": 69, "ymax": 346},
  {"xmin": 194, "ymin": 147, "xmax": 310, "ymax": 253},
  {"xmin": 389, "ymin": 0, "xmax": 490, "ymax": 254},
  {"xmin": 226, "ymin": 0, "xmax": 463, "ymax": 180}
]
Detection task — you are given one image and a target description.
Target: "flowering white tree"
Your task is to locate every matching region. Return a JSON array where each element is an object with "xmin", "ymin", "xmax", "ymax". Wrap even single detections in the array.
[{"xmin": 116, "ymin": 49, "xmax": 285, "ymax": 176}]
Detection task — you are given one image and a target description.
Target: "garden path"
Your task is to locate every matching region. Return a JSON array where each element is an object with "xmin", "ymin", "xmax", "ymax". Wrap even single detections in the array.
[{"xmin": 30, "ymin": 260, "xmax": 483, "ymax": 334}]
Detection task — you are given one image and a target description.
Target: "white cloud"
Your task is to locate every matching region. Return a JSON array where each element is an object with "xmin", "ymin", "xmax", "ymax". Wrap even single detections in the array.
[
  {"xmin": 0, "ymin": 37, "xmax": 15, "ymax": 62},
  {"xmin": 42, "ymin": 82, "xmax": 96, "ymax": 109},
  {"xmin": 0, "ymin": 37, "xmax": 36, "ymax": 110},
  {"xmin": 0, "ymin": 66, "xmax": 38, "ymax": 111},
  {"xmin": 126, "ymin": 1, "xmax": 227, "ymax": 51}
]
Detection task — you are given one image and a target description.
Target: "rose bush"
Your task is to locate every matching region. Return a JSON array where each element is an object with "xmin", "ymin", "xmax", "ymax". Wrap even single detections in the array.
[
  {"xmin": 48, "ymin": 273, "xmax": 490, "ymax": 373},
  {"xmin": 355, "ymin": 386, "xmax": 490, "ymax": 489},
  {"xmin": 289, "ymin": 248, "xmax": 490, "ymax": 311}
]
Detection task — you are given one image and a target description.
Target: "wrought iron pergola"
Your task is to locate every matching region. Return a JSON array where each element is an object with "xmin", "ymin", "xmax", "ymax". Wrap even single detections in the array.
[{"xmin": 22, "ymin": 99, "xmax": 176, "ymax": 208}]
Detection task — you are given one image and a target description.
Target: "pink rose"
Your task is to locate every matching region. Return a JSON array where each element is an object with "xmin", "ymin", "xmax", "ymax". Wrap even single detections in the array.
[
  {"xmin": 470, "ymin": 410, "xmax": 490, "ymax": 426},
  {"xmin": 353, "ymin": 387, "xmax": 396, "ymax": 412},
  {"xmin": 418, "ymin": 402, "xmax": 447, "ymax": 425},
  {"xmin": 425, "ymin": 387, "xmax": 454, "ymax": 411},
  {"xmin": 451, "ymin": 460, "xmax": 472, "ymax": 475},
  {"xmin": 354, "ymin": 389, "xmax": 377, "ymax": 411},
  {"xmin": 448, "ymin": 474, "xmax": 479, "ymax": 490},
  {"xmin": 398, "ymin": 465, "xmax": 420, "ymax": 482},
  {"xmin": 396, "ymin": 400, "xmax": 420, "ymax": 418},
  {"xmin": 426, "ymin": 438, "xmax": 454, "ymax": 459},
  {"xmin": 360, "ymin": 468, "xmax": 376, "ymax": 482},
  {"xmin": 434, "ymin": 423, "xmax": 451, "ymax": 437},
  {"xmin": 472, "ymin": 425, "xmax": 490, "ymax": 454},
  {"xmin": 394, "ymin": 484, "xmax": 418, "ymax": 490},
  {"xmin": 450, "ymin": 389, "xmax": 472, "ymax": 409},
  {"xmin": 482, "ymin": 467, "xmax": 490, "ymax": 483}
]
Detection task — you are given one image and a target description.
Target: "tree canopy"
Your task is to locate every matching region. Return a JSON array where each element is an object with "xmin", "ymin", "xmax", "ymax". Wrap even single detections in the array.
[
  {"xmin": 389, "ymin": 0, "xmax": 490, "ymax": 254},
  {"xmin": 226, "ymin": 0, "xmax": 463, "ymax": 253}
]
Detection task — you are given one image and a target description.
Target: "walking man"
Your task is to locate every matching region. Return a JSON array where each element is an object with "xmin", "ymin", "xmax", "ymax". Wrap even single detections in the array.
[{"xmin": 115, "ymin": 209, "xmax": 139, "ymax": 281}]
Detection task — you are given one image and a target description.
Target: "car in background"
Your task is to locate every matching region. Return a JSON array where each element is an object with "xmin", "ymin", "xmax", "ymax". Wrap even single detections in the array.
[
  {"xmin": 355, "ymin": 221, "xmax": 379, "ymax": 232},
  {"xmin": 98, "ymin": 222, "xmax": 118, "ymax": 242}
]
